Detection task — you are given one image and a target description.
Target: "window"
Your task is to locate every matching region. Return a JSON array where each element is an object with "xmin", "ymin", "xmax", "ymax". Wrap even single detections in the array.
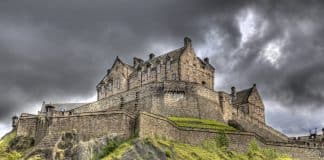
[
  {"xmin": 147, "ymin": 67, "xmax": 151, "ymax": 77},
  {"xmin": 107, "ymin": 83, "xmax": 112, "ymax": 91},
  {"xmin": 186, "ymin": 64, "xmax": 189, "ymax": 73},
  {"xmin": 157, "ymin": 64, "xmax": 161, "ymax": 74},
  {"xmin": 186, "ymin": 74, "xmax": 189, "ymax": 81},
  {"xmin": 193, "ymin": 64, "xmax": 196, "ymax": 75},
  {"xmin": 172, "ymin": 74, "xmax": 176, "ymax": 80},
  {"xmin": 166, "ymin": 61, "xmax": 171, "ymax": 70},
  {"xmin": 115, "ymin": 79, "xmax": 120, "ymax": 89},
  {"xmin": 138, "ymin": 72, "xmax": 141, "ymax": 78},
  {"xmin": 120, "ymin": 97, "xmax": 124, "ymax": 109},
  {"xmin": 101, "ymin": 86, "xmax": 105, "ymax": 95}
]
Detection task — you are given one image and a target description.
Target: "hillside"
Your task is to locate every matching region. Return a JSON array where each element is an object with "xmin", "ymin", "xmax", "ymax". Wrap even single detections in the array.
[{"xmin": 0, "ymin": 129, "xmax": 294, "ymax": 160}]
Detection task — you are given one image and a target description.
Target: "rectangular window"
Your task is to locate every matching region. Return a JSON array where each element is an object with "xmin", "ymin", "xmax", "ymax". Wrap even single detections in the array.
[
  {"xmin": 166, "ymin": 61, "xmax": 171, "ymax": 70},
  {"xmin": 108, "ymin": 83, "xmax": 112, "ymax": 91},
  {"xmin": 186, "ymin": 74, "xmax": 189, "ymax": 81},
  {"xmin": 148, "ymin": 67, "xmax": 151, "ymax": 77},
  {"xmin": 172, "ymin": 74, "xmax": 176, "ymax": 80},
  {"xmin": 157, "ymin": 64, "xmax": 161, "ymax": 74},
  {"xmin": 115, "ymin": 79, "xmax": 120, "ymax": 89}
]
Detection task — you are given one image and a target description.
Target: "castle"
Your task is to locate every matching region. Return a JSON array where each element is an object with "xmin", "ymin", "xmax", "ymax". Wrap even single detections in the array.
[{"xmin": 13, "ymin": 37, "xmax": 324, "ymax": 159}]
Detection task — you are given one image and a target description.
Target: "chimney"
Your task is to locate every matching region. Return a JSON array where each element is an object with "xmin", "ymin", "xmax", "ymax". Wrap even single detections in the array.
[
  {"xmin": 133, "ymin": 57, "xmax": 144, "ymax": 66},
  {"xmin": 107, "ymin": 69, "xmax": 111, "ymax": 75},
  {"xmin": 322, "ymin": 128, "xmax": 324, "ymax": 135},
  {"xmin": 231, "ymin": 86, "xmax": 237, "ymax": 101},
  {"xmin": 204, "ymin": 57, "xmax": 209, "ymax": 63},
  {"xmin": 184, "ymin": 37, "xmax": 192, "ymax": 48},
  {"xmin": 149, "ymin": 53, "xmax": 155, "ymax": 60}
]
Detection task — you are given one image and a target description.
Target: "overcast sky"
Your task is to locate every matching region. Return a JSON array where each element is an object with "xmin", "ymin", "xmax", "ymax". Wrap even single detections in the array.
[{"xmin": 1, "ymin": 0, "xmax": 324, "ymax": 138}]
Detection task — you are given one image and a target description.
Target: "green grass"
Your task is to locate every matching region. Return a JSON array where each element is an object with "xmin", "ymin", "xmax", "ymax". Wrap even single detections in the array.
[
  {"xmin": 168, "ymin": 117, "xmax": 237, "ymax": 132},
  {"xmin": 99, "ymin": 136, "xmax": 294, "ymax": 160},
  {"xmin": 100, "ymin": 139, "xmax": 133, "ymax": 160},
  {"xmin": 0, "ymin": 130, "xmax": 23, "ymax": 160}
]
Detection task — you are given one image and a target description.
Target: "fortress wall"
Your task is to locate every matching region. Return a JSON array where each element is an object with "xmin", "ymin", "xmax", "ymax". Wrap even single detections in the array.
[
  {"xmin": 232, "ymin": 109, "xmax": 288, "ymax": 142},
  {"xmin": 73, "ymin": 83, "xmax": 157, "ymax": 113},
  {"xmin": 196, "ymin": 85, "xmax": 223, "ymax": 121},
  {"xmin": 47, "ymin": 111, "xmax": 135, "ymax": 141},
  {"xmin": 74, "ymin": 81, "xmax": 224, "ymax": 121},
  {"xmin": 138, "ymin": 112, "xmax": 323, "ymax": 160},
  {"xmin": 17, "ymin": 116, "xmax": 38, "ymax": 138},
  {"xmin": 148, "ymin": 81, "xmax": 223, "ymax": 121}
]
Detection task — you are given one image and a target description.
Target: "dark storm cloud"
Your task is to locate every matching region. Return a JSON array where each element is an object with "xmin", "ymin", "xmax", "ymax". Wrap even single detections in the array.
[
  {"xmin": 0, "ymin": 0, "xmax": 323, "ymax": 135},
  {"xmin": 0, "ymin": 0, "xmax": 249, "ymax": 123},
  {"xmin": 210, "ymin": 1, "xmax": 324, "ymax": 108}
]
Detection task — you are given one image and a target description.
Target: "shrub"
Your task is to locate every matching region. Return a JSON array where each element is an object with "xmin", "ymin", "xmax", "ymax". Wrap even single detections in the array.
[{"xmin": 215, "ymin": 131, "xmax": 229, "ymax": 149}]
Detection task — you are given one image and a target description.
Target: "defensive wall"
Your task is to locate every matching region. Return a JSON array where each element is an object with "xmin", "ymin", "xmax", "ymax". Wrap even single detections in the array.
[
  {"xmin": 138, "ymin": 112, "xmax": 324, "ymax": 160},
  {"xmin": 17, "ymin": 111, "xmax": 135, "ymax": 144},
  {"xmin": 73, "ymin": 81, "xmax": 224, "ymax": 122}
]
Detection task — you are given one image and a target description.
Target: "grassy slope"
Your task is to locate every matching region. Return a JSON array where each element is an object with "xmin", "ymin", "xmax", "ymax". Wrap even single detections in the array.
[
  {"xmin": 168, "ymin": 116, "xmax": 237, "ymax": 132},
  {"xmin": 101, "ymin": 117, "xmax": 293, "ymax": 159},
  {"xmin": 0, "ymin": 130, "xmax": 22, "ymax": 160},
  {"xmin": 102, "ymin": 137, "xmax": 294, "ymax": 160}
]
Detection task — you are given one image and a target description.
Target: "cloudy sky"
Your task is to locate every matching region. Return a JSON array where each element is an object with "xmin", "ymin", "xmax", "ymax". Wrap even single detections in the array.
[{"xmin": 1, "ymin": 0, "xmax": 324, "ymax": 137}]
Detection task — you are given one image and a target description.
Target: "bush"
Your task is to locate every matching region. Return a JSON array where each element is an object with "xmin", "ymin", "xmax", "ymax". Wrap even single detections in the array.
[{"xmin": 215, "ymin": 131, "xmax": 229, "ymax": 149}]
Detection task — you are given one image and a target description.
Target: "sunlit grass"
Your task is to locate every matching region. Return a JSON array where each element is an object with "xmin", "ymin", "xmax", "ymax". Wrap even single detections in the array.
[{"xmin": 168, "ymin": 116, "xmax": 237, "ymax": 132}]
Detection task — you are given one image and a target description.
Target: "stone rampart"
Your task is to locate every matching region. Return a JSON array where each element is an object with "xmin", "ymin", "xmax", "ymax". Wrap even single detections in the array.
[
  {"xmin": 138, "ymin": 112, "xmax": 324, "ymax": 160},
  {"xmin": 232, "ymin": 109, "xmax": 288, "ymax": 142},
  {"xmin": 73, "ymin": 81, "xmax": 224, "ymax": 122},
  {"xmin": 18, "ymin": 111, "xmax": 136, "ymax": 144}
]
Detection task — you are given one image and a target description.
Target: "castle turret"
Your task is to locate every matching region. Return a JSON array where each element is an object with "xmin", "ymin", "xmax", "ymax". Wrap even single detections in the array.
[
  {"xmin": 12, "ymin": 115, "xmax": 18, "ymax": 129},
  {"xmin": 231, "ymin": 86, "xmax": 237, "ymax": 102},
  {"xmin": 149, "ymin": 53, "xmax": 155, "ymax": 60}
]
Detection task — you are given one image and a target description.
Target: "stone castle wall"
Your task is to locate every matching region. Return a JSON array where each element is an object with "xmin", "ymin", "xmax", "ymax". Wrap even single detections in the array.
[
  {"xmin": 138, "ymin": 112, "xmax": 324, "ymax": 160},
  {"xmin": 17, "ymin": 111, "xmax": 135, "ymax": 143},
  {"xmin": 231, "ymin": 109, "xmax": 288, "ymax": 142},
  {"xmin": 74, "ymin": 81, "xmax": 224, "ymax": 122}
]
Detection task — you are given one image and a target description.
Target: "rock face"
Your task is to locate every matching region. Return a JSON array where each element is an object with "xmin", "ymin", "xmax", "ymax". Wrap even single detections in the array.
[
  {"xmin": 9, "ymin": 136, "xmax": 35, "ymax": 152},
  {"xmin": 120, "ymin": 140, "xmax": 167, "ymax": 160},
  {"xmin": 53, "ymin": 132, "xmax": 119, "ymax": 160}
]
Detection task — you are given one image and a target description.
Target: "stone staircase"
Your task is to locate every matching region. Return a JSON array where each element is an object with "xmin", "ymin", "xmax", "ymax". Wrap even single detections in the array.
[
  {"xmin": 35, "ymin": 133, "xmax": 61, "ymax": 149},
  {"xmin": 24, "ymin": 133, "xmax": 62, "ymax": 159}
]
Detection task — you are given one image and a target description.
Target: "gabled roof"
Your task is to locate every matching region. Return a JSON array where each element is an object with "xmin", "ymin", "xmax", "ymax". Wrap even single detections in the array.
[
  {"xmin": 146, "ymin": 47, "xmax": 185, "ymax": 64},
  {"xmin": 232, "ymin": 87, "xmax": 253, "ymax": 105},
  {"xmin": 197, "ymin": 57, "xmax": 215, "ymax": 70},
  {"xmin": 130, "ymin": 47, "xmax": 185, "ymax": 74}
]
